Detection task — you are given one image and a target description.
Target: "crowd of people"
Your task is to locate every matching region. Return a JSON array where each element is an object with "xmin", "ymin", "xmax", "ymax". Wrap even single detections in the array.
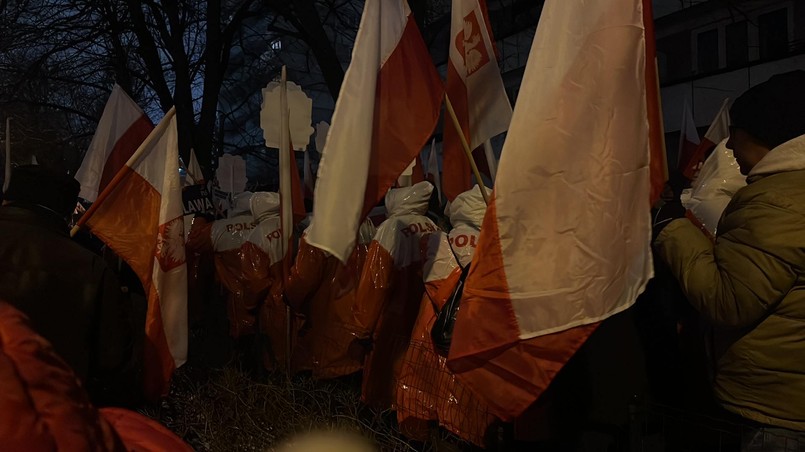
[{"xmin": 1, "ymin": 71, "xmax": 804, "ymax": 451}]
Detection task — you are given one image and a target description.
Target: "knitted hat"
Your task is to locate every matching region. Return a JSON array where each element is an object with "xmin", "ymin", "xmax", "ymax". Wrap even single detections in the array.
[
  {"xmin": 730, "ymin": 70, "xmax": 805, "ymax": 149},
  {"xmin": 4, "ymin": 165, "xmax": 79, "ymax": 218}
]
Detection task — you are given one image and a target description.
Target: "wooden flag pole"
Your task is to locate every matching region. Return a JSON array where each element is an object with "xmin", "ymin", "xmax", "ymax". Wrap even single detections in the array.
[
  {"xmin": 279, "ymin": 66, "xmax": 294, "ymax": 376},
  {"xmin": 70, "ymin": 107, "xmax": 176, "ymax": 237},
  {"xmin": 444, "ymin": 94, "xmax": 489, "ymax": 205},
  {"xmin": 483, "ymin": 139, "xmax": 498, "ymax": 182}
]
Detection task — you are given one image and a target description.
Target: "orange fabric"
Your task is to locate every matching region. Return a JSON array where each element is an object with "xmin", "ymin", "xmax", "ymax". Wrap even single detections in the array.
[
  {"xmin": 443, "ymin": 61, "xmax": 472, "ymax": 202},
  {"xmin": 215, "ymin": 248, "xmax": 264, "ymax": 338},
  {"xmin": 644, "ymin": 0, "xmax": 668, "ymax": 204},
  {"xmin": 289, "ymin": 239, "xmax": 372, "ymax": 378},
  {"xmin": 447, "ymin": 197, "xmax": 599, "ymax": 421},
  {"xmin": 84, "ymin": 167, "xmax": 174, "ymax": 401},
  {"xmin": 258, "ymin": 260, "xmax": 303, "ymax": 371},
  {"xmin": 0, "ymin": 302, "xmax": 125, "ymax": 452},
  {"xmin": 355, "ymin": 236, "xmax": 435, "ymax": 409},
  {"xmin": 397, "ymin": 297, "xmax": 496, "ymax": 446},
  {"xmin": 361, "ymin": 17, "xmax": 444, "ymax": 219},
  {"xmin": 98, "ymin": 115, "xmax": 153, "ymax": 194},
  {"xmin": 99, "ymin": 408, "xmax": 191, "ymax": 452}
]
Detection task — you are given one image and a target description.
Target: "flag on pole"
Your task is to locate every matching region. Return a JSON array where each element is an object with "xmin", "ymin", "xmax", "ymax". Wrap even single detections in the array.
[
  {"xmin": 78, "ymin": 109, "xmax": 187, "ymax": 401},
  {"xmin": 677, "ymin": 100, "xmax": 701, "ymax": 173},
  {"xmin": 442, "ymin": 0, "xmax": 512, "ymax": 201},
  {"xmin": 288, "ymin": 143, "xmax": 307, "ymax": 226},
  {"xmin": 75, "ymin": 85, "xmax": 154, "ymax": 202},
  {"xmin": 306, "ymin": 0, "xmax": 444, "ymax": 262},
  {"xmin": 185, "ymin": 148, "xmax": 205, "ymax": 185},
  {"xmin": 446, "ymin": 0, "xmax": 656, "ymax": 421},
  {"xmin": 426, "ymin": 138, "xmax": 442, "ymax": 203},
  {"xmin": 681, "ymin": 98, "xmax": 730, "ymax": 180}
]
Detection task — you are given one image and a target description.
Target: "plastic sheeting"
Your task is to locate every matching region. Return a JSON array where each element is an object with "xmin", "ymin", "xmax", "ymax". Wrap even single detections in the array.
[
  {"xmin": 396, "ymin": 186, "xmax": 495, "ymax": 446},
  {"xmin": 287, "ymin": 218, "xmax": 376, "ymax": 378},
  {"xmin": 209, "ymin": 213, "xmax": 259, "ymax": 338},
  {"xmin": 681, "ymin": 138, "xmax": 746, "ymax": 237},
  {"xmin": 350, "ymin": 183, "xmax": 438, "ymax": 409}
]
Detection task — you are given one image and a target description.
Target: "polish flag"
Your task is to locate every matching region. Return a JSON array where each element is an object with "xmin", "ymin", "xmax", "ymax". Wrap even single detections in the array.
[
  {"xmin": 306, "ymin": 0, "xmax": 444, "ymax": 262},
  {"xmin": 677, "ymin": 100, "xmax": 701, "ymax": 175},
  {"xmin": 446, "ymin": 0, "xmax": 657, "ymax": 420},
  {"xmin": 442, "ymin": 0, "xmax": 512, "ymax": 201},
  {"xmin": 426, "ymin": 139, "xmax": 443, "ymax": 203},
  {"xmin": 184, "ymin": 148, "xmax": 205, "ymax": 186},
  {"xmin": 681, "ymin": 98, "xmax": 730, "ymax": 180},
  {"xmin": 77, "ymin": 109, "xmax": 187, "ymax": 401},
  {"xmin": 75, "ymin": 85, "xmax": 154, "ymax": 202}
]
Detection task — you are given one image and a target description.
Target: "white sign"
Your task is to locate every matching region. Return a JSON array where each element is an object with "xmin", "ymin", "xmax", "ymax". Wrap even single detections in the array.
[
  {"xmin": 216, "ymin": 154, "xmax": 247, "ymax": 194},
  {"xmin": 261, "ymin": 80, "xmax": 314, "ymax": 151},
  {"xmin": 315, "ymin": 121, "xmax": 330, "ymax": 154}
]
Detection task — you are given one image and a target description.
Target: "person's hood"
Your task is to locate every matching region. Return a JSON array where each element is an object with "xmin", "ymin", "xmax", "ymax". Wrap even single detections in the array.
[
  {"xmin": 385, "ymin": 181, "xmax": 433, "ymax": 217},
  {"xmin": 250, "ymin": 192, "xmax": 281, "ymax": 223},
  {"xmin": 748, "ymin": 133, "xmax": 805, "ymax": 181},
  {"xmin": 447, "ymin": 185, "xmax": 488, "ymax": 229},
  {"xmin": 230, "ymin": 191, "xmax": 253, "ymax": 217}
]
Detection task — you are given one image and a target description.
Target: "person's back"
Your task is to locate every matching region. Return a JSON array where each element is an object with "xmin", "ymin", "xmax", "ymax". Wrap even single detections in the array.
[
  {"xmin": 0, "ymin": 166, "xmax": 137, "ymax": 406},
  {"xmin": 655, "ymin": 71, "xmax": 805, "ymax": 441}
]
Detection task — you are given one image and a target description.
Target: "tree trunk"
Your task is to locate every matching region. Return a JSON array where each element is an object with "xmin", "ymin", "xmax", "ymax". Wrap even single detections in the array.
[{"xmin": 291, "ymin": 0, "xmax": 345, "ymax": 100}]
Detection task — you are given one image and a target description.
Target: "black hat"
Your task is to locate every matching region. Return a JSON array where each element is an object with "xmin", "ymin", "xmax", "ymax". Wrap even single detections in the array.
[
  {"xmin": 730, "ymin": 70, "xmax": 805, "ymax": 149},
  {"xmin": 4, "ymin": 165, "xmax": 80, "ymax": 218}
]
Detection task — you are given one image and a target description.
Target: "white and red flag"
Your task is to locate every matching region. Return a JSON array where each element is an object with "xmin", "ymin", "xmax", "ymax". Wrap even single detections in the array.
[
  {"xmin": 76, "ymin": 109, "xmax": 187, "ymax": 401},
  {"xmin": 75, "ymin": 84, "xmax": 153, "ymax": 202},
  {"xmin": 446, "ymin": 0, "xmax": 661, "ymax": 420},
  {"xmin": 677, "ymin": 100, "xmax": 701, "ymax": 174},
  {"xmin": 442, "ymin": 0, "xmax": 512, "ymax": 201},
  {"xmin": 681, "ymin": 98, "xmax": 730, "ymax": 180},
  {"xmin": 306, "ymin": 0, "xmax": 443, "ymax": 262}
]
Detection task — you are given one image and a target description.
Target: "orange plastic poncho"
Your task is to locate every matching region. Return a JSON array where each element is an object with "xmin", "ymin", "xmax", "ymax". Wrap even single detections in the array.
[
  {"xmin": 351, "ymin": 182, "xmax": 439, "ymax": 409},
  {"xmin": 396, "ymin": 186, "xmax": 496, "ymax": 446},
  {"xmin": 286, "ymin": 218, "xmax": 376, "ymax": 378},
  {"xmin": 238, "ymin": 192, "xmax": 301, "ymax": 371}
]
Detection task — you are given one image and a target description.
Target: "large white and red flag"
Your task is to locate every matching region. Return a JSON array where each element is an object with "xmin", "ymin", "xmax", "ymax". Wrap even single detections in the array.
[
  {"xmin": 77, "ymin": 109, "xmax": 187, "ymax": 401},
  {"xmin": 446, "ymin": 0, "xmax": 661, "ymax": 420},
  {"xmin": 306, "ymin": 0, "xmax": 443, "ymax": 262},
  {"xmin": 677, "ymin": 100, "xmax": 701, "ymax": 174},
  {"xmin": 442, "ymin": 0, "xmax": 512, "ymax": 201},
  {"xmin": 681, "ymin": 98, "xmax": 730, "ymax": 180},
  {"xmin": 75, "ymin": 84, "xmax": 153, "ymax": 202}
]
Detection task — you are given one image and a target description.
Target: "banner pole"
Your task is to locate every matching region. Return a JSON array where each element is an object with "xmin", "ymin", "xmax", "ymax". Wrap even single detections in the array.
[{"xmin": 444, "ymin": 94, "xmax": 489, "ymax": 204}]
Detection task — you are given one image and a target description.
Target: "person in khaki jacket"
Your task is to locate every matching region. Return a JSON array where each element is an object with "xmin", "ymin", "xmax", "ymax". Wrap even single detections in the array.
[{"xmin": 654, "ymin": 71, "xmax": 805, "ymax": 448}]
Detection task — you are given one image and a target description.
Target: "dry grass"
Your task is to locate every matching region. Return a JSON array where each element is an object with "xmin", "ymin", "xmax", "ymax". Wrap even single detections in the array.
[{"xmin": 140, "ymin": 364, "xmax": 431, "ymax": 452}]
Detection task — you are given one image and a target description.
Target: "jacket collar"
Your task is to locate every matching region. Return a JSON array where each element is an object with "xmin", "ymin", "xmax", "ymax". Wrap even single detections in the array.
[
  {"xmin": 0, "ymin": 204, "xmax": 70, "ymax": 237},
  {"xmin": 748, "ymin": 134, "xmax": 805, "ymax": 183}
]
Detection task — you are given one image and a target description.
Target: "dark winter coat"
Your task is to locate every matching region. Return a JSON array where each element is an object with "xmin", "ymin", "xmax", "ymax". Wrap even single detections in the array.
[
  {"xmin": 0, "ymin": 204, "xmax": 139, "ymax": 406},
  {"xmin": 655, "ymin": 135, "xmax": 805, "ymax": 431}
]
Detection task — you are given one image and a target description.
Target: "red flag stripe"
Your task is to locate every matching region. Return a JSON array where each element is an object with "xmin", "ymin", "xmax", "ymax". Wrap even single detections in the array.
[
  {"xmin": 361, "ymin": 16, "xmax": 444, "ymax": 218},
  {"xmin": 98, "ymin": 115, "xmax": 154, "ymax": 195}
]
